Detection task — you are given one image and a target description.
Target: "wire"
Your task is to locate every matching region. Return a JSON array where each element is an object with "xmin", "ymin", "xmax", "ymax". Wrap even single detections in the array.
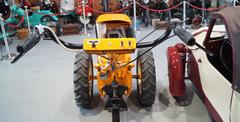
[
  {"xmin": 38, "ymin": 26, "xmax": 82, "ymax": 52},
  {"xmin": 115, "ymin": 34, "xmax": 176, "ymax": 70},
  {"xmin": 137, "ymin": 29, "xmax": 157, "ymax": 44},
  {"xmin": 97, "ymin": 54, "xmax": 110, "ymax": 60}
]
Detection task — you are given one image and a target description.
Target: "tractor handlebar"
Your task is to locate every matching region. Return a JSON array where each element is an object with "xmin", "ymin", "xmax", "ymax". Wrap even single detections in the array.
[
  {"xmin": 136, "ymin": 10, "xmax": 172, "ymax": 48},
  {"xmin": 16, "ymin": 33, "xmax": 41, "ymax": 54},
  {"xmin": 11, "ymin": 33, "xmax": 41, "ymax": 63},
  {"xmin": 173, "ymin": 24, "xmax": 214, "ymax": 56},
  {"xmin": 11, "ymin": 25, "xmax": 84, "ymax": 64},
  {"xmin": 173, "ymin": 24, "xmax": 195, "ymax": 46}
]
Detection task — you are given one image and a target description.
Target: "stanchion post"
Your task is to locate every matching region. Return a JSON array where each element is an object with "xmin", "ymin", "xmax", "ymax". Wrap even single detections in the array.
[
  {"xmin": 82, "ymin": 0, "xmax": 87, "ymax": 35},
  {"xmin": 133, "ymin": 0, "xmax": 137, "ymax": 32},
  {"xmin": 183, "ymin": 0, "xmax": 186, "ymax": 29},
  {"xmin": 0, "ymin": 14, "xmax": 15, "ymax": 61},
  {"xmin": 233, "ymin": 0, "xmax": 236, "ymax": 6},
  {"xmin": 202, "ymin": 0, "xmax": 205, "ymax": 22},
  {"xmin": 25, "ymin": 6, "xmax": 31, "ymax": 34}
]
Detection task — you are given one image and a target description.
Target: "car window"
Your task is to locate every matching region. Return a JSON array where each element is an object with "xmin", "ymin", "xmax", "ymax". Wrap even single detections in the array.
[{"xmin": 205, "ymin": 19, "xmax": 233, "ymax": 83}]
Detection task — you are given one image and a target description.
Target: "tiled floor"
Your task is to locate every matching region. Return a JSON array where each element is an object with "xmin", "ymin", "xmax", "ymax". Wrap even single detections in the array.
[{"xmin": 0, "ymin": 26, "xmax": 211, "ymax": 122}]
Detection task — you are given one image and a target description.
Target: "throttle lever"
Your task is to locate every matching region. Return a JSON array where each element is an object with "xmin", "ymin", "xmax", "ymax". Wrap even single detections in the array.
[
  {"xmin": 174, "ymin": 24, "xmax": 195, "ymax": 46},
  {"xmin": 174, "ymin": 24, "xmax": 214, "ymax": 56}
]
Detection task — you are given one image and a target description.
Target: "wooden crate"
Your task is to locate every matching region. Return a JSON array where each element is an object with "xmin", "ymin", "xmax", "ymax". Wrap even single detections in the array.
[
  {"xmin": 17, "ymin": 28, "xmax": 29, "ymax": 40},
  {"xmin": 62, "ymin": 23, "xmax": 80, "ymax": 35},
  {"xmin": 155, "ymin": 21, "xmax": 168, "ymax": 29}
]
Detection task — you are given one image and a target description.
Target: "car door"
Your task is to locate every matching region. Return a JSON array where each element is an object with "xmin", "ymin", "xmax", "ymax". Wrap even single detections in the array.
[{"xmin": 190, "ymin": 24, "xmax": 240, "ymax": 122}]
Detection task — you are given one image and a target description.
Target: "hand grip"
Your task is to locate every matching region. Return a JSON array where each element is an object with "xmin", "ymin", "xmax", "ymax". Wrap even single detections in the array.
[
  {"xmin": 174, "ymin": 25, "xmax": 195, "ymax": 46},
  {"xmin": 11, "ymin": 33, "xmax": 41, "ymax": 64},
  {"xmin": 17, "ymin": 33, "xmax": 41, "ymax": 53}
]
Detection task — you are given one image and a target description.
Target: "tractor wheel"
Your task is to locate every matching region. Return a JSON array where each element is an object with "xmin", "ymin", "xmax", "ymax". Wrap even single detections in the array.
[
  {"xmin": 74, "ymin": 51, "xmax": 94, "ymax": 108},
  {"xmin": 136, "ymin": 48, "xmax": 156, "ymax": 106}
]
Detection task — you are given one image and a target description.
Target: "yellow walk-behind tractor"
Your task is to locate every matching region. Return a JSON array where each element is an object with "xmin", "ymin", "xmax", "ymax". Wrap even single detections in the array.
[{"xmin": 12, "ymin": 12, "xmax": 174, "ymax": 122}]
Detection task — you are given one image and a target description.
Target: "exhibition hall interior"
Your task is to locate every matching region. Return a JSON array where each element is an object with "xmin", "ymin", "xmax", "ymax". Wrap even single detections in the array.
[{"xmin": 0, "ymin": 0, "xmax": 239, "ymax": 122}]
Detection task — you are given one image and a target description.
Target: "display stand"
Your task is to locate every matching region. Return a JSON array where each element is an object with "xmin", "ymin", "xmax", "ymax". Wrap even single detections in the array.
[
  {"xmin": 133, "ymin": 0, "xmax": 137, "ymax": 32},
  {"xmin": 25, "ymin": 6, "xmax": 31, "ymax": 34},
  {"xmin": 233, "ymin": 0, "xmax": 237, "ymax": 6},
  {"xmin": 0, "ymin": 15, "xmax": 16, "ymax": 61},
  {"xmin": 183, "ymin": 0, "xmax": 186, "ymax": 29},
  {"xmin": 82, "ymin": 0, "xmax": 87, "ymax": 35},
  {"xmin": 202, "ymin": 0, "xmax": 205, "ymax": 22}
]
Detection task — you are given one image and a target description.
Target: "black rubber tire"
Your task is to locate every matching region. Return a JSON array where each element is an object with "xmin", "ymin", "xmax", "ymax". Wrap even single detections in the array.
[
  {"xmin": 74, "ymin": 51, "xmax": 94, "ymax": 108},
  {"xmin": 136, "ymin": 48, "xmax": 156, "ymax": 106}
]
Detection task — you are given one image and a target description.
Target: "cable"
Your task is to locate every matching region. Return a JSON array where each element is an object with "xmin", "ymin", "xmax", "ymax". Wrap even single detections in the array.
[
  {"xmin": 115, "ymin": 34, "xmax": 176, "ymax": 70},
  {"xmin": 137, "ymin": 29, "xmax": 157, "ymax": 44},
  {"xmin": 36, "ymin": 26, "xmax": 82, "ymax": 52}
]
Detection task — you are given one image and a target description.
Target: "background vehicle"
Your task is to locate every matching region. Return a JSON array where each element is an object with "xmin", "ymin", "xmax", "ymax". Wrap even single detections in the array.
[
  {"xmin": 0, "ymin": 4, "xmax": 57, "ymax": 44},
  {"xmin": 57, "ymin": 0, "xmax": 93, "ymax": 36},
  {"xmin": 167, "ymin": 6, "xmax": 240, "ymax": 122},
  {"xmin": 41, "ymin": 0, "xmax": 59, "ymax": 14},
  {"xmin": 0, "ymin": 0, "xmax": 12, "ymax": 19},
  {"xmin": 75, "ymin": 0, "xmax": 93, "ymax": 25}
]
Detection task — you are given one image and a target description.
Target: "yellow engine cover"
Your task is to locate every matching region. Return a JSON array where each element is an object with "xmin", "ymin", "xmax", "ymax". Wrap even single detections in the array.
[
  {"xmin": 95, "ymin": 54, "xmax": 134, "ymax": 96},
  {"xmin": 83, "ymin": 38, "xmax": 136, "ymax": 54}
]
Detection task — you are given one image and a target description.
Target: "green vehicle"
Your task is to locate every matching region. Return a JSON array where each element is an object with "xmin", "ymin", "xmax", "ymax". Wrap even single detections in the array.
[{"xmin": 0, "ymin": 5, "xmax": 58, "ymax": 44}]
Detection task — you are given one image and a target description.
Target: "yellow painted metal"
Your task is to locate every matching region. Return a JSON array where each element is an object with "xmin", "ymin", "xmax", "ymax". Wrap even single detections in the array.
[
  {"xmin": 95, "ymin": 54, "xmax": 134, "ymax": 96},
  {"xmin": 85, "ymin": 15, "xmax": 136, "ymax": 97},
  {"xmin": 83, "ymin": 38, "xmax": 136, "ymax": 54},
  {"xmin": 96, "ymin": 14, "xmax": 132, "ymax": 24}
]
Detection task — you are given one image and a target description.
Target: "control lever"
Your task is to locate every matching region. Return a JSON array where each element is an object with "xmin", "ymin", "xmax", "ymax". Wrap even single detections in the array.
[{"xmin": 174, "ymin": 24, "xmax": 214, "ymax": 56}]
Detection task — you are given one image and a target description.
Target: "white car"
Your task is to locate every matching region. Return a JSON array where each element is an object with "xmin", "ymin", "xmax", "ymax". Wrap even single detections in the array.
[{"xmin": 167, "ymin": 6, "xmax": 240, "ymax": 122}]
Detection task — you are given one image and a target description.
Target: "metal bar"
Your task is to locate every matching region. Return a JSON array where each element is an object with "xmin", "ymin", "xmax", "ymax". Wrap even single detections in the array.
[
  {"xmin": 132, "ymin": 75, "xmax": 139, "ymax": 79},
  {"xmin": 133, "ymin": 0, "xmax": 137, "ymax": 32},
  {"xmin": 137, "ymin": 29, "xmax": 157, "ymax": 44},
  {"xmin": 202, "ymin": 0, "xmax": 205, "ymax": 22},
  {"xmin": 0, "ymin": 15, "xmax": 11, "ymax": 59},
  {"xmin": 233, "ymin": 0, "xmax": 236, "ymax": 6},
  {"xmin": 25, "ymin": 7, "xmax": 31, "ymax": 34},
  {"xmin": 183, "ymin": 0, "xmax": 186, "ymax": 29},
  {"xmin": 82, "ymin": 0, "xmax": 87, "ymax": 35}
]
